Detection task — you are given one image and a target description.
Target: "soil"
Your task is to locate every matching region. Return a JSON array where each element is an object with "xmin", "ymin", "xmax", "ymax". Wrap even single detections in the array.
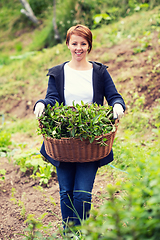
[
  {"xmin": 0, "ymin": 155, "xmax": 109, "ymax": 239},
  {"xmin": 0, "ymin": 32, "xmax": 160, "ymax": 239}
]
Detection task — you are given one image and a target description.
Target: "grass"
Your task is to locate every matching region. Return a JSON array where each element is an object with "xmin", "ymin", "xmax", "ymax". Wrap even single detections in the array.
[
  {"xmin": 92, "ymin": 6, "xmax": 160, "ymax": 47},
  {"xmin": 5, "ymin": 118, "xmax": 38, "ymax": 135}
]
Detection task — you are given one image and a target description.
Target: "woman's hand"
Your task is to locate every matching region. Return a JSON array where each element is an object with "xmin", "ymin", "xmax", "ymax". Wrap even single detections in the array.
[
  {"xmin": 34, "ymin": 102, "xmax": 45, "ymax": 118},
  {"xmin": 113, "ymin": 103, "xmax": 124, "ymax": 119}
]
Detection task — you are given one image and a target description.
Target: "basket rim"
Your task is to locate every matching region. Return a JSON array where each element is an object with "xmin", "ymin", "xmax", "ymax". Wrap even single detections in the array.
[{"xmin": 44, "ymin": 130, "xmax": 116, "ymax": 141}]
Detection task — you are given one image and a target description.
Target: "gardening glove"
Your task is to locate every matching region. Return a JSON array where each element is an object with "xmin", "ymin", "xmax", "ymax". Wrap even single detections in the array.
[
  {"xmin": 113, "ymin": 103, "xmax": 124, "ymax": 120},
  {"xmin": 34, "ymin": 102, "xmax": 45, "ymax": 118}
]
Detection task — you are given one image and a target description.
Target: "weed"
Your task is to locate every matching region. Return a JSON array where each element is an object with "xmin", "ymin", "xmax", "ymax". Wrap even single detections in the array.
[
  {"xmin": 36, "ymin": 164, "xmax": 54, "ymax": 186},
  {"xmin": 33, "ymin": 185, "xmax": 44, "ymax": 192},
  {"xmin": 0, "ymin": 169, "xmax": 6, "ymax": 181},
  {"xmin": 14, "ymin": 150, "xmax": 44, "ymax": 173},
  {"xmin": 79, "ymin": 132, "xmax": 160, "ymax": 239},
  {"xmin": 133, "ymin": 31, "xmax": 152, "ymax": 54},
  {"xmin": 49, "ymin": 196, "xmax": 56, "ymax": 206},
  {"xmin": 18, "ymin": 200, "xmax": 26, "ymax": 220},
  {"xmin": 0, "ymin": 129, "xmax": 11, "ymax": 156},
  {"xmin": 16, "ymin": 213, "xmax": 57, "ymax": 240},
  {"xmin": 10, "ymin": 187, "xmax": 17, "ymax": 204}
]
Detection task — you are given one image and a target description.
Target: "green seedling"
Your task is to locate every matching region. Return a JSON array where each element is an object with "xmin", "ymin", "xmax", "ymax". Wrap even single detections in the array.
[{"xmin": 0, "ymin": 169, "xmax": 6, "ymax": 181}]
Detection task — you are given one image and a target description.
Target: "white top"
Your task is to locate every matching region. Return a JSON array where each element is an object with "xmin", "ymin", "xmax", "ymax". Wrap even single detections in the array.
[{"xmin": 64, "ymin": 63, "xmax": 93, "ymax": 106}]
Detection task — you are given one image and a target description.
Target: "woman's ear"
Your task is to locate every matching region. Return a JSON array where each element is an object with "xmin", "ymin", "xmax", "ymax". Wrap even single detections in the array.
[{"xmin": 67, "ymin": 44, "xmax": 70, "ymax": 50}]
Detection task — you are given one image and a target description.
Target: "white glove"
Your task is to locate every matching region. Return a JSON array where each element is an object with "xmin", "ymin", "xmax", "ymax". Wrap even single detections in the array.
[
  {"xmin": 34, "ymin": 102, "xmax": 45, "ymax": 118},
  {"xmin": 113, "ymin": 103, "xmax": 124, "ymax": 119}
]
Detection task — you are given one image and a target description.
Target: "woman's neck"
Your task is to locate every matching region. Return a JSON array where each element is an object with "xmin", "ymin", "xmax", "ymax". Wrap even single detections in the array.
[{"xmin": 68, "ymin": 60, "xmax": 92, "ymax": 71}]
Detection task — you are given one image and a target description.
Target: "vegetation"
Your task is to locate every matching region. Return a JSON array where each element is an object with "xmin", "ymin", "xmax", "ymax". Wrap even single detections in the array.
[
  {"xmin": 0, "ymin": 0, "xmax": 160, "ymax": 239},
  {"xmin": 38, "ymin": 102, "xmax": 115, "ymax": 144},
  {"xmin": 0, "ymin": 0, "xmax": 160, "ymax": 53},
  {"xmin": 80, "ymin": 138, "xmax": 160, "ymax": 240}
]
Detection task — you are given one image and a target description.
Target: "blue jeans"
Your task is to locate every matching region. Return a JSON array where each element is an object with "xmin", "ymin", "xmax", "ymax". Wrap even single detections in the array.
[{"xmin": 56, "ymin": 161, "xmax": 99, "ymax": 227}]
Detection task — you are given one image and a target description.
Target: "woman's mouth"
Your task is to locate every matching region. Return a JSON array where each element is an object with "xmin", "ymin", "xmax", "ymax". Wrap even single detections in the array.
[{"xmin": 75, "ymin": 52, "xmax": 83, "ymax": 55}]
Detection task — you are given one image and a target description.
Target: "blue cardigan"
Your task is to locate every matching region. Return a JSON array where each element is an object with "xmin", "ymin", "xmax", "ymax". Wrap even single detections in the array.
[{"xmin": 34, "ymin": 61, "xmax": 125, "ymax": 168}]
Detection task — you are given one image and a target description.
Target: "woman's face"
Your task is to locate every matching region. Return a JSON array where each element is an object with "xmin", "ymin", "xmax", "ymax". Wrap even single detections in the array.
[{"xmin": 67, "ymin": 34, "xmax": 89, "ymax": 62}]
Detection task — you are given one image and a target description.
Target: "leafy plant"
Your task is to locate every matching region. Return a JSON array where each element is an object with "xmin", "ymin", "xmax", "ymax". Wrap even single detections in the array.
[
  {"xmin": 93, "ymin": 13, "xmax": 112, "ymax": 28},
  {"xmin": 38, "ymin": 102, "xmax": 116, "ymax": 146},
  {"xmin": 0, "ymin": 129, "xmax": 11, "ymax": 157},
  {"xmin": 133, "ymin": 31, "xmax": 152, "ymax": 54},
  {"xmin": 14, "ymin": 151, "xmax": 44, "ymax": 173},
  {"xmin": 0, "ymin": 130, "xmax": 11, "ymax": 147},
  {"xmin": 17, "ymin": 213, "xmax": 57, "ymax": 240},
  {"xmin": 18, "ymin": 199, "xmax": 27, "ymax": 220},
  {"xmin": 10, "ymin": 187, "xmax": 17, "ymax": 204},
  {"xmin": 13, "ymin": 149, "xmax": 55, "ymax": 186},
  {"xmin": 78, "ymin": 134, "xmax": 160, "ymax": 240},
  {"xmin": 0, "ymin": 169, "xmax": 6, "ymax": 182},
  {"xmin": 36, "ymin": 164, "xmax": 54, "ymax": 186},
  {"xmin": 29, "ymin": 0, "xmax": 53, "ymax": 16}
]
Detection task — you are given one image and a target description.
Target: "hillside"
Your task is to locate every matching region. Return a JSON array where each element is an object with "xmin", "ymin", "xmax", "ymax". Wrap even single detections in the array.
[
  {"xmin": 0, "ymin": 5, "xmax": 160, "ymax": 240},
  {"xmin": 0, "ymin": 7, "xmax": 160, "ymax": 119}
]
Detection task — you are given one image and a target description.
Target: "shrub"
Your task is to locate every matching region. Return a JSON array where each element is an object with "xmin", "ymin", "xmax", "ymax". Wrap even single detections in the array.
[
  {"xmin": 80, "ymin": 135, "xmax": 160, "ymax": 239},
  {"xmin": 29, "ymin": 0, "xmax": 53, "ymax": 16},
  {"xmin": 0, "ymin": 130, "xmax": 11, "ymax": 147}
]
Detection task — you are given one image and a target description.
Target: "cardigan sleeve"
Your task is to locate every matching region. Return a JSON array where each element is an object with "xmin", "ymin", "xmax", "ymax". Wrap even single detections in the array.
[
  {"xmin": 104, "ymin": 70, "xmax": 125, "ymax": 110},
  {"xmin": 44, "ymin": 75, "xmax": 60, "ymax": 106},
  {"xmin": 33, "ymin": 75, "xmax": 60, "ymax": 111}
]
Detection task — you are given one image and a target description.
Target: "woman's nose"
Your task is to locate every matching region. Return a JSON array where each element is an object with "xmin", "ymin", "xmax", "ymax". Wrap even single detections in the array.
[{"xmin": 77, "ymin": 44, "xmax": 81, "ymax": 49}]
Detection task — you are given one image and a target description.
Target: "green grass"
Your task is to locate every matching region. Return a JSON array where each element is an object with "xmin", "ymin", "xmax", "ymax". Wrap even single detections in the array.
[
  {"xmin": 92, "ymin": 6, "xmax": 160, "ymax": 47},
  {"xmin": 5, "ymin": 118, "xmax": 38, "ymax": 135}
]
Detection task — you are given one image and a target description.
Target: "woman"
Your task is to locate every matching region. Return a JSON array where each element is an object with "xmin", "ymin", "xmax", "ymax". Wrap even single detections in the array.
[{"xmin": 34, "ymin": 25, "xmax": 125, "ymax": 228}]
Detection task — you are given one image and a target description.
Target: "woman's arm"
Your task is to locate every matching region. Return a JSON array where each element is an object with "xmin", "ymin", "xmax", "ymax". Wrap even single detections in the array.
[
  {"xmin": 103, "ymin": 70, "xmax": 125, "ymax": 111},
  {"xmin": 33, "ymin": 75, "xmax": 60, "ymax": 112}
]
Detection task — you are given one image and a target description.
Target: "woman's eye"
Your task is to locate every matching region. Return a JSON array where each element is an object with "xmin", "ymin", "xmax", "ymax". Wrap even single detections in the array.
[{"xmin": 71, "ymin": 43, "xmax": 87, "ymax": 46}]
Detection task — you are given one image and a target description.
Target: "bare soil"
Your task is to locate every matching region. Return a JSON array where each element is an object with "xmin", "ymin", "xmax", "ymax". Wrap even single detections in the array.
[
  {"xmin": 0, "ymin": 155, "xmax": 109, "ymax": 239},
  {"xmin": 0, "ymin": 32, "xmax": 160, "ymax": 239}
]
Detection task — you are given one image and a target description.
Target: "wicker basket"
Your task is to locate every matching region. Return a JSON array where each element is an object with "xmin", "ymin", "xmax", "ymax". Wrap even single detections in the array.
[{"xmin": 43, "ymin": 120, "xmax": 118, "ymax": 162}]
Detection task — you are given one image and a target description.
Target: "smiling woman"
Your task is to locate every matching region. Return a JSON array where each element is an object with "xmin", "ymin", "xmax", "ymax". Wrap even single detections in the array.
[
  {"xmin": 66, "ymin": 25, "xmax": 93, "ymax": 70},
  {"xmin": 33, "ymin": 24, "xmax": 125, "ymax": 231},
  {"xmin": 66, "ymin": 25, "xmax": 92, "ymax": 53},
  {"xmin": 67, "ymin": 35, "xmax": 89, "ymax": 64}
]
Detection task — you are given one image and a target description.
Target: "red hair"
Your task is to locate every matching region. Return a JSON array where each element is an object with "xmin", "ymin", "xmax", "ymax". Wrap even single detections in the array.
[{"xmin": 66, "ymin": 25, "xmax": 92, "ymax": 53}]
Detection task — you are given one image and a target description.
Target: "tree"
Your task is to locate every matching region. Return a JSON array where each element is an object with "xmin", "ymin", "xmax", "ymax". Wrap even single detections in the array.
[
  {"xmin": 52, "ymin": 0, "xmax": 61, "ymax": 42},
  {"xmin": 20, "ymin": 0, "xmax": 39, "ymax": 25},
  {"xmin": 20, "ymin": 0, "xmax": 61, "ymax": 43}
]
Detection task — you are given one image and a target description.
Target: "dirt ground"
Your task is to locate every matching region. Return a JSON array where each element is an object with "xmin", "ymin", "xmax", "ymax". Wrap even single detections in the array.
[
  {"xmin": 0, "ymin": 32, "xmax": 160, "ymax": 239},
  {"xmin": 0, "ymin": 155, "xmax": 109, "ymax": 239}
]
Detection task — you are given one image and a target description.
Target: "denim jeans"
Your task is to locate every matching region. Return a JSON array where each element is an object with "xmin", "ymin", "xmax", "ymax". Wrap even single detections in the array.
[{"xmin": 56, "ymin": 161, "xmax": 99, "ymax": 227}]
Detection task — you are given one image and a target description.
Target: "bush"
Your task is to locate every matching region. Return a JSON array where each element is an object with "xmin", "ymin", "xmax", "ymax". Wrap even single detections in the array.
[
  {"xmin": 29, "ymin": 0, "xmax": 53, "ymax": 16},
  {"xmin": 80, "ymin": 135, "xmax": 160, "ymax": 239},
  {"xmin": 0, "ymin": 130, "xmax": 11, "ymax": 156},
  {"xmin": 0, "ymin": 130, "xmax": 11, "ymax": 148}
]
